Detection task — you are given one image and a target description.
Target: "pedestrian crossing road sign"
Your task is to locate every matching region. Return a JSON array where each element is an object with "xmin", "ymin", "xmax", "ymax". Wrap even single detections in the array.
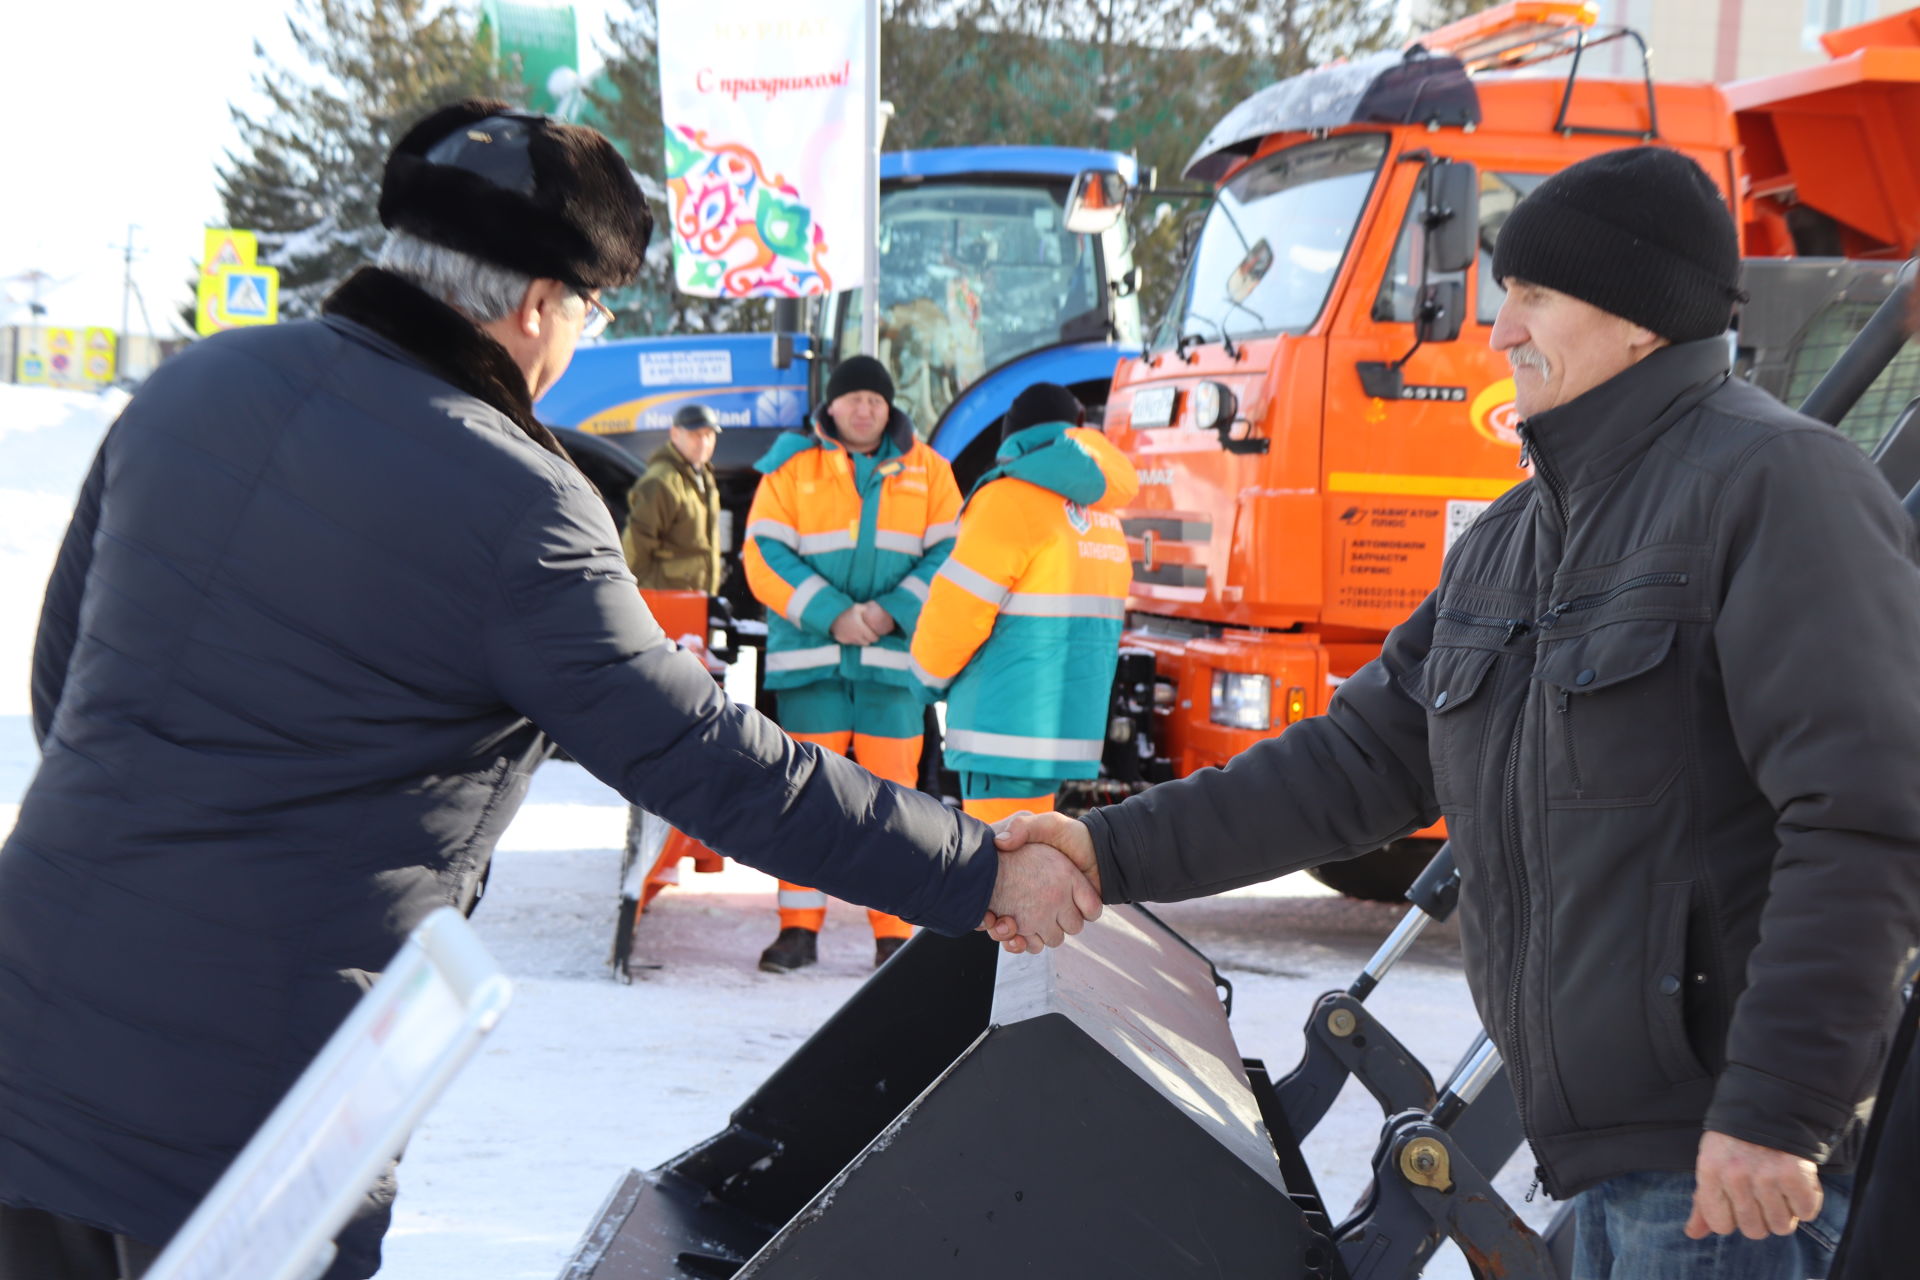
[
  {"xmin": 225, "ymin": 269, "xmax": 273, "ymax": 318},
  {"xmin": 196, "ymin": 265, "xmax": 280, "ymax": 335}
]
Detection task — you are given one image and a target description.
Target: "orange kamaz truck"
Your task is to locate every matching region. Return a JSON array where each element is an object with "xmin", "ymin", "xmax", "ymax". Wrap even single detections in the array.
[{"xmin": 1094, "ymin": 1, "xmax": 1920, "ymax": 897}]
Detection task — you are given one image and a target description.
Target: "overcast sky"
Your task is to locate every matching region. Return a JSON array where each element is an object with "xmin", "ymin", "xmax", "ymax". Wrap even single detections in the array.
[{"xmin": 0, "ymin": 1, "xmax": 617, "ymax": 336}]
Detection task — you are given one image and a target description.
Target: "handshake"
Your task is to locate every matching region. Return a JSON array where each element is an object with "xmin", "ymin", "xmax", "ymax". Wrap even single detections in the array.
[{"xmin": 978, "ymin": 811, "xmax": 1105, "ymax": 954}]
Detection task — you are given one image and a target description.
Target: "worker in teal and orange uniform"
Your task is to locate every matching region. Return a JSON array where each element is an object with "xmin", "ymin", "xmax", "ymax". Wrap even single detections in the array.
[
  {"xmin": 909, "ymin": 383, "xmax": 1137, "ymax": 822},
  {"xmin": 743, "ymin": 356, "xmax": 963, "ymax": 971}
]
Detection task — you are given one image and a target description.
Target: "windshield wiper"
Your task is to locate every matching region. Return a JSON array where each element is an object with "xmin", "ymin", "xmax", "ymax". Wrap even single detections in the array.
[
  {"xmin": 1181, "ymin": 312, "xmax": 1240, "ymax": 360},
  {"xmin": 1211, "ymin": 194, "xmax": 1255, "ymax": 254},
  {"xmin": 1222, "ymin": 292, "xmax": 1269, "ymax": 341}
]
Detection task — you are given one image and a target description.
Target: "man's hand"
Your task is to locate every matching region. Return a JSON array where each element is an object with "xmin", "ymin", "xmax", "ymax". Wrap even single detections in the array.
[
  {"xmin": 857, "ymin": 600, "xmax": 896, "ymax": 637},
  {"xmin": 1686, "ymin": 1130, "xmax": 1822, "ymax": 1241},
  {"xmin": 978, "ymin": 811, "xmax": 1102, "ymax": 953},
  {"xmin": 829, "ymin": 605, "xmax": 879, "ymax": 646},
  {"xmin": 976, "ymin": 838, "xmax": 1102, "ymax": 952}
]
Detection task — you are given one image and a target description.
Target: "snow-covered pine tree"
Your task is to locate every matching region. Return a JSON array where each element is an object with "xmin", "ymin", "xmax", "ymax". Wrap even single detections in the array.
[{"xmin": 212, "ymin": 0, "xmax": 521, "ymax": 322}]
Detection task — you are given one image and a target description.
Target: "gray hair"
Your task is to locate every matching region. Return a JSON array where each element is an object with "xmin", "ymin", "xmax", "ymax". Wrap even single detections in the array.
[{"xmin": 375, "ymin": 230, "xmax": 555, "ymax": 324}]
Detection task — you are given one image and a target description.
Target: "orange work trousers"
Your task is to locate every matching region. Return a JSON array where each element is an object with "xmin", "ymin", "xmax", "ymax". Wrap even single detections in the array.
[
  {"xmin": 960, "ymin": 791, "xmax": 1058, "ymax": 824},
  {"xmin": 778, "ymin": 728, "xmax": 921, "ymax": 940}
]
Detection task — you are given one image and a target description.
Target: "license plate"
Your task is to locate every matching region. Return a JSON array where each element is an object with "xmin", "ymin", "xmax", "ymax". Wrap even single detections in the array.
[{"xmin": 1130, "ymin": 386, "xmax": 1177, "ymax": 429}]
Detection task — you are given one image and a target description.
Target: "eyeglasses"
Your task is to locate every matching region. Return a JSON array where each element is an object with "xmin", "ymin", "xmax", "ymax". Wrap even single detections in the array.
[{"xmin": 578, "ymin": 291, "xmax": 615, "ymax": 339}]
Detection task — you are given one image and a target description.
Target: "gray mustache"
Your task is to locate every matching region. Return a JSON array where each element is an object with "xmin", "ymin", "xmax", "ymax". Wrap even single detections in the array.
[{"xmin": 1509, "ymin": 345, "xmax": 1552, "ymax": 376}]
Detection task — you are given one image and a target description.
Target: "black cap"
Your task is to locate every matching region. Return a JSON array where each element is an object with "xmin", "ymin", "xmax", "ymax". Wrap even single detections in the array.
[
  {"xmin": 380, "ymin": 99, "xmax": 652, "ymax": 291},
  {"xmin": 672, "ymin": 403, "xmax": 721, "ymax": 432},
  {"xmin": 823, "ymin": 355, "xmax": 895, "ymax": 408},
  {"xmin": 1003, "ymin": 383, "xmax": 1085, "ymax": 441},
  {"xmin": 1491, "ymin": 147, "xmax": 1742, "ymax": 343}
]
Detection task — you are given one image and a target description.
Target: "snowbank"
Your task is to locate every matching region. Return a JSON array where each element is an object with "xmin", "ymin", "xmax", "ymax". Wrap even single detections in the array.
[{"xmin": 0, "ymin": 383, "xmax": 123, "ymax": 716}]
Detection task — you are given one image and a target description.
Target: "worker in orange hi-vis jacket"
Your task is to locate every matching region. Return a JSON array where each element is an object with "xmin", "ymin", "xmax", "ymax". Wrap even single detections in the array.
[
  {"xmin": 909, "ymin": 383, "xmax": 1138, "ymax": 823},
  {"xmin": 742, "ymin": 355, "xmax": 962, "ymax": 973}
]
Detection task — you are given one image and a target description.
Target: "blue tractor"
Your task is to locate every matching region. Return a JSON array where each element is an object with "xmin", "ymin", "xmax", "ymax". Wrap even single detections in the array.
[{"xmin": 539, "ymin": 145, "xmax": 1143, "ymax": 555}]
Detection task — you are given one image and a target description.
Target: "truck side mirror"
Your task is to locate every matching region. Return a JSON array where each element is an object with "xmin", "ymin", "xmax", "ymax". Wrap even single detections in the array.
[
  {"xmin": 1066, "ymin": 169, "xmax": 1129, "ymax": 235},
  {"xmin": 1417, "ymin": 281, "xmax": 1466, "ymax": 345},
  {"xmin": 1425, "ymin": 160, "xmax": 1478, "ymax": 276}
]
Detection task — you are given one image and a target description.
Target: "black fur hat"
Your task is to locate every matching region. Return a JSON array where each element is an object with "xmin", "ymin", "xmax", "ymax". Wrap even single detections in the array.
[{"xmin": 379, "ymin": 99, "xmax": 652, "ymax": 291}]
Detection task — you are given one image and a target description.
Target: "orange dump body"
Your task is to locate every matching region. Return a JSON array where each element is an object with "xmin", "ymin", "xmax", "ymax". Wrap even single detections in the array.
[{"xmin": 1727, "ymin": 8, "xmax": 1920, "ymax": 258}]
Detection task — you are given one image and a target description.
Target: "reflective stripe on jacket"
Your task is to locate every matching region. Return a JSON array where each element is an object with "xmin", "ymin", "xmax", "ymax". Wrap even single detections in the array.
[
  {"xmin": 911, "ymin": 423, "xmax": 1138, "ymax": 779},
  {"xmin": 744, "ymin": 409, "xmax": 961, "ymax": 691}
]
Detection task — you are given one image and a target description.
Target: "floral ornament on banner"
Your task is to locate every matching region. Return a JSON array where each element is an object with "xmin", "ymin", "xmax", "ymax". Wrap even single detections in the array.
[{"xmin": 665, "ymin": 125, "xmax": 834, "ymax": 298}]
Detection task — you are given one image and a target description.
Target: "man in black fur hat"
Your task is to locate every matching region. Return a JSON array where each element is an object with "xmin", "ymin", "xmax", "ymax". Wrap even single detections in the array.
[{"xmin": 0, "ymin": 101, "xmax": 1096, "ymax": 1280}]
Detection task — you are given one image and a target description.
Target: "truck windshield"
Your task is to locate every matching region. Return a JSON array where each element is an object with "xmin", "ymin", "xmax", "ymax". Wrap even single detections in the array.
[
  {"xmin": 1156, "ymin": 134, "xmax": 1388, "ymax": 348},
  {"xmin": 835, "ymin": 182, "xmax": 1105, "ymax": 437}
]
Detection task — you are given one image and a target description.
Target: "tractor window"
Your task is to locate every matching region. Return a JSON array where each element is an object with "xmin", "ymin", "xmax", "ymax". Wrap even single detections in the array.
[
  {"xmin": 1154, "ymin": 133, "xmax": 1388, "ymax": 349},
  {"xmin": 833, "ymin": 182, "xmax": 1104, "ymax": 438},
  {"xmin": 1374, "ymin": 170, "xmax": 1547, "ymax": 326}
]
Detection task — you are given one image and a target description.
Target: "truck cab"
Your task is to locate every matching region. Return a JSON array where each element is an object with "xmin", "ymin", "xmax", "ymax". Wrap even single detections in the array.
[{"xmin": 1102, "ymin": 2, "xmax": 1742, "ymax": 892}]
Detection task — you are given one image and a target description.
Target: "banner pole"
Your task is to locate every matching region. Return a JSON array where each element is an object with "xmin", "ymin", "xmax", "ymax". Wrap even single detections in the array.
[{"xmin": 860, "ymin": 0, "xmax": 881, "ymax": 356}]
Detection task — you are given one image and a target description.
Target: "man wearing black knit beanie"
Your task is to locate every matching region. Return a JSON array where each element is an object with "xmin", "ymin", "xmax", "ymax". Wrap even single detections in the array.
[
  {"xmin": 908, "ymin": 383, "xmax": 1136, "ymax": 824},
  {"xmin": 991, "ymin": 145, "xmax": 1920, "ymax": 1280},
  {"xmin": 1488, "ymin": 145, "xmax": 1744, "ymax": 418},
  {"xmin": 742, "ymin": 356, "xmax": 966, "ymax": 973}
]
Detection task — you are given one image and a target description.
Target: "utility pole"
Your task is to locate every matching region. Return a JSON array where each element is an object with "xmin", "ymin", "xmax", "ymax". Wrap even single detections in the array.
[
  {"xmin": 114, "ymin": 224, "xmax": 145, "ymax": 382},
  {"xmin": 118, "ymin": 224, "xmax": 139, "ymax": 346}
]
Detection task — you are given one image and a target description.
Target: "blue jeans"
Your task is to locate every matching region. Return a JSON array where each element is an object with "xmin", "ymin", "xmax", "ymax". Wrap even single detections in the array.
[{"xmin": 1573, "ymin": 1170, "xmax": 1852, "ymax": 1280}]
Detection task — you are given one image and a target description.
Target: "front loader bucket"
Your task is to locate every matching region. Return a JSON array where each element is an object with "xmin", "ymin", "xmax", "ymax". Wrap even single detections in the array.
[{"xmin": 561, "ymin": 906, "xmax": 1330, "ymax": 1279}]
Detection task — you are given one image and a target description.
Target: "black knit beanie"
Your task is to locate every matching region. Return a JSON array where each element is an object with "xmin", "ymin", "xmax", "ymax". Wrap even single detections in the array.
[
  {"xmin": 1492, "ymin": 147, "xmax": 1742, "ymax": 342},
  {"xmin": 1003, "ymin": 383, "xmax": 1085, "ymax": 440},
  {"xmin": 380, "ymin": 99, "xmax": 652, "ymax": 291},
  {"xmin": 824, "ymin": 355, "xmax": 895, "ymax": 407}
]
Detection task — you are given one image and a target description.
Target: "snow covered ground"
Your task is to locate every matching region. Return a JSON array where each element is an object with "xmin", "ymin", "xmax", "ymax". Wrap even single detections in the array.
[{"xmin": 0, "ymin": 382, "xmax": 1553, "ymax": 1278}]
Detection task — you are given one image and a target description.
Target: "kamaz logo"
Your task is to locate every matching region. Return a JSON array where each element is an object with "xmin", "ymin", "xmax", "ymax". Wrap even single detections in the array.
[
  {"xmin": 1138, "ymin": 468, "xmax": 1176, "ymax": 487},
  {"xmin": 1064, "ymin": 500, "xmax": 1092, "ymax": 534}
]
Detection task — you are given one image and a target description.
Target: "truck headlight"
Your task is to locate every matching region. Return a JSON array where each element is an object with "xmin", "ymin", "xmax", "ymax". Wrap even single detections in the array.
[
  {"xmin": 1191, "ymin": 380, "xmax": 1237, "ymax": 433},
  {"xmin": 1209, "ymin": 671, "xmax": 1271, "ymax": 730}
]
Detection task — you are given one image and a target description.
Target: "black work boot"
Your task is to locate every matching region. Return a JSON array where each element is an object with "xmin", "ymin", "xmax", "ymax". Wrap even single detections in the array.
[
  {"xmin": 874, "ymin": 936, "xmax": 907, "ymax": 968},
  {"xmin": 759, "ymin": 927, "xmax": 818, "ymax": 973}
]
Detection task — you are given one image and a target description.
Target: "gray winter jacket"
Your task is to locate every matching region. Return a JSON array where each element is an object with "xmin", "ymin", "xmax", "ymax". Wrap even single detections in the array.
[
  {"xmin": 1085, "ymin": 337, "xmax": 1920, "ymax": 1196},
  {"xmin": 0, "ymin": 268, "xmax": 996, "ymax": 1249}
]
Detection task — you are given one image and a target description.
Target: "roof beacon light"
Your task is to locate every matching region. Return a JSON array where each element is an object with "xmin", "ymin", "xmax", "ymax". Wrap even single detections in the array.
[{"xmin": 1415, "ymin": 1, "xmax": 1600, "ymax": 75}]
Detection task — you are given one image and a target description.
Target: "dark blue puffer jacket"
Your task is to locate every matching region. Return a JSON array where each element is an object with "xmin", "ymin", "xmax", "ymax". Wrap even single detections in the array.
[{"xmin": 0, "ymin": 269, "xmax": 995, "ymax": 1246}]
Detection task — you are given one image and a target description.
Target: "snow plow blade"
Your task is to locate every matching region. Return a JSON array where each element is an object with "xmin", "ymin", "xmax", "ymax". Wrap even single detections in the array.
[{"xmin": 558, "ymin": 906, "xmax": 1331, "ymax": 1279}]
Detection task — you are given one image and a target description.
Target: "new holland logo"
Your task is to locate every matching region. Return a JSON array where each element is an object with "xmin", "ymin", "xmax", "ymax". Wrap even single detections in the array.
[{"xmin": 1064, "ymin": 500, "xmax": 1091, "ymax": 534}]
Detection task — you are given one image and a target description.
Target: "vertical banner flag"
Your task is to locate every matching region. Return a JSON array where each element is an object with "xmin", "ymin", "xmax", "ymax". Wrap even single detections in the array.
[{"xmin": 657, "ymin": 2, "xmax": 871, "ymax": 298}]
